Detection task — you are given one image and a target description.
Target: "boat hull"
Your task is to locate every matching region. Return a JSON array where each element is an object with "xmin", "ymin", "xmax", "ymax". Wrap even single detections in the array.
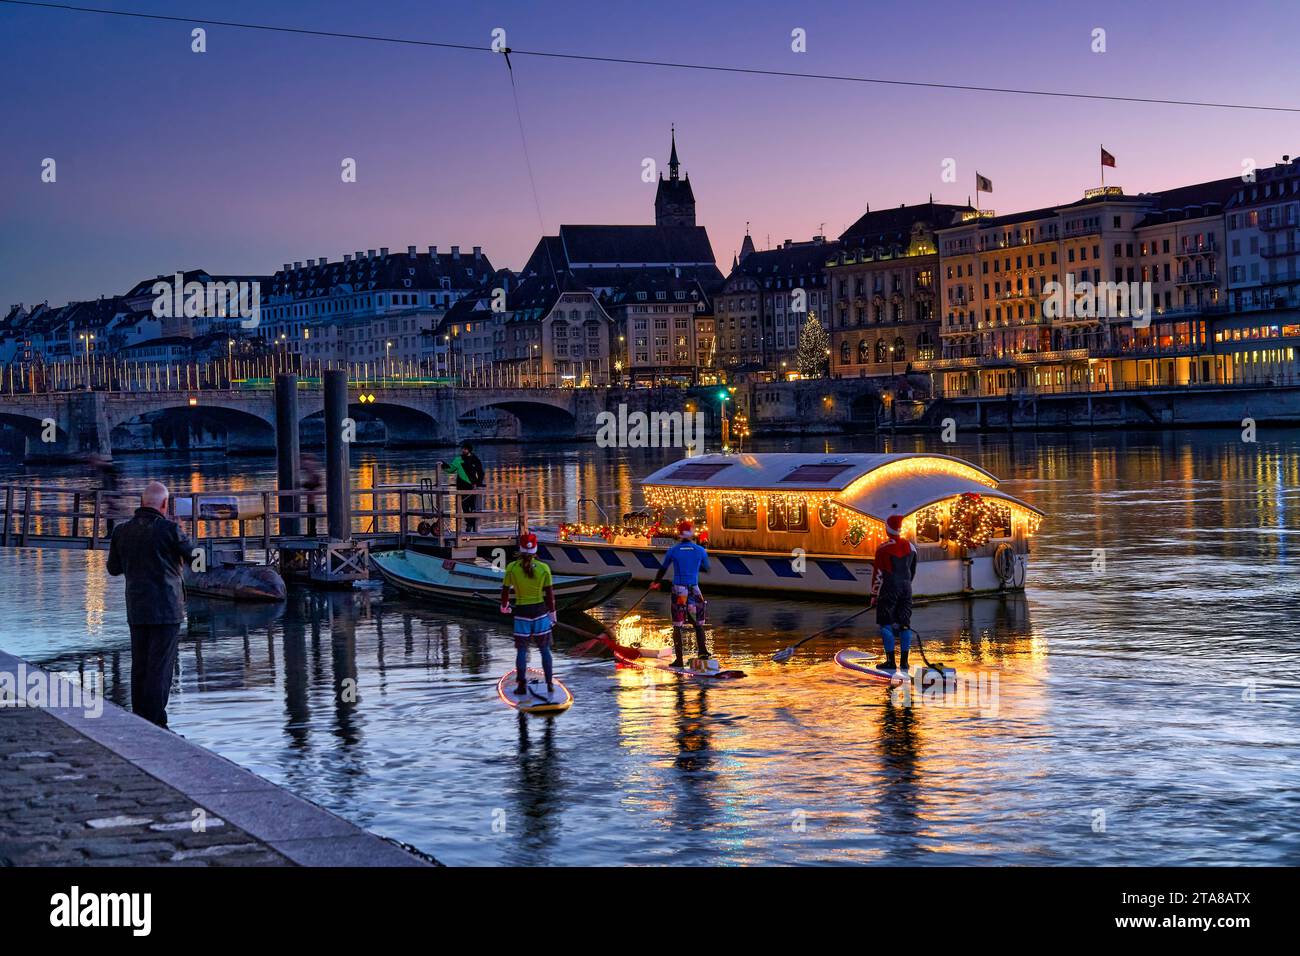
[
  {"xmin": 370, "ymin": 549, "xmax": 631, "ymax": 612},
  {"xmin": 182, "ymin": 563, "xmax": 286, "ymax": 602},
  {"xmin": 532, "ymin": 535, "xmax": 1027, "ymax": 601}
]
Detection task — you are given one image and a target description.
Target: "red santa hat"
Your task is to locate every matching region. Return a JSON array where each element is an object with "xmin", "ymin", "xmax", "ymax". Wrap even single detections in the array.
[
  {"xmin": 518, "ymin": 532, "xmax": 538, "ymax": 554},
  {"xmin": 885, "ymin": 514, "xmax": 905, "ymax": 537},
  {"xmin": 676, "ymin": 520, "xmax": 694, "ymax": 539}
]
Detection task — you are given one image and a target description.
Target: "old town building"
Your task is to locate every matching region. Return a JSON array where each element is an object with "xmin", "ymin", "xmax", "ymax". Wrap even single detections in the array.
[
  {"xmin": 716, "ymin": 233, "xmax": 835, "ymax": 376},
  {"xmin": 827, "ymin": 202, "xmax": 968, "ymax": 379},
  {"xmin": 931, "ymin": 179, "xmax": 1236, "ymax": 396}
]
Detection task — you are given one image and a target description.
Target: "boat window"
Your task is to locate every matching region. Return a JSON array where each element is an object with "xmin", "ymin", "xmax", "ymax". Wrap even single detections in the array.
[
  {"xmin": 766, "ymin": 497, "xmax": 808, "ymax": 532},
  {"xmin": 780, "ymin": 463, "xmax": 854, "ymax": 483},
  {"xmin": 721, "ymin": 495, "xmax": 758, "ymax": 531},
  {"xmin": 913, "ymin": 506, "xmax": 943, "ymax": 543},
  {"xmin": 816, "ymin": 500, "xmax": 838, "ymax": 528},
  {"xmin": 664, "ymin": 462, "xmax": 734, "ymax": 482}
]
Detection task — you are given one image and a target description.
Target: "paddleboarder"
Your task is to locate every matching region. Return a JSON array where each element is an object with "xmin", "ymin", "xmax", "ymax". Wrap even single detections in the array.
[
  {"xmin": 650, "ymin": 520, "xmax": 712, "ymax": 669},
  {"xmin": 500, "ymin": 533, "xmax": 558, "ymax": 696},
  {"xmin": 872, "ymin": 514, "xmax": 917, "ymax": 673}
]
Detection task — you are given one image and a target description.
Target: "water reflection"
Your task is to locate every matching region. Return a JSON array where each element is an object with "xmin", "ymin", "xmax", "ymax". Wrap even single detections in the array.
[{"xmin": 2, "ymin": 430, "xmax": 1300, "ymax": 864}]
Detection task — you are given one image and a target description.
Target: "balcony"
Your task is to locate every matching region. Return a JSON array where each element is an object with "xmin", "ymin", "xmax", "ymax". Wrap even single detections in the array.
[
  {"xmin": 1174, "ymin": 241, "xmax": 1218, "ymax": 256},
  {"xmin": 1260, "ymin": 245, "xmax": 1300, "ymax": 259},
  {"xmin": 1258, "ymin": 217, "xmax": 1298, "ymax": 232},
  {"xmin": 1174, "ymin": 271, "xmax": 1219, "ymax": 285}
]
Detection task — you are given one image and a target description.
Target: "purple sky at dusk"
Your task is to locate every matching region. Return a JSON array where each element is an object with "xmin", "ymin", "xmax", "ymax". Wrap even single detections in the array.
[{"xmin": 3, "ymin": 0, "xmax": 1299, "ymax": 307}]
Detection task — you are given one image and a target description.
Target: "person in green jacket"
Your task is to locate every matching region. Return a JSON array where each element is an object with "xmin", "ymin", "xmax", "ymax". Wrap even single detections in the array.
[{"xmin": 438, "ymin": 444, "xmax": 485, "ymax": 533}]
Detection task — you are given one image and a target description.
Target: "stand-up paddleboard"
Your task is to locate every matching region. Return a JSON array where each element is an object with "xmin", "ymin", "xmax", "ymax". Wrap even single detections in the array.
[
  {"xmin": 497, "ymin": 669, "xmax": 573, "ymax": 714},
  {"xmin": 627, "ymin": 654, "xmax": 746, "ymax": 680},
  {"xmin": 834, "ymin": 649, "xmax": 909, "ymax": 686}
]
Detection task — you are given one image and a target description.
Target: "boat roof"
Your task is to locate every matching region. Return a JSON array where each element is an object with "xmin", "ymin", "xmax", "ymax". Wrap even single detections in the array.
[{"xmin": 640, "ymin": 452, "xmax": 1043, "ymax": 522}]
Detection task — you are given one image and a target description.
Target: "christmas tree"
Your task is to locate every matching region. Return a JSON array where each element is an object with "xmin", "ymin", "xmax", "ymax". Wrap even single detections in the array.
[{"xmin": 796, "ymin": 312, "xmax": 830, "ymax": 377}]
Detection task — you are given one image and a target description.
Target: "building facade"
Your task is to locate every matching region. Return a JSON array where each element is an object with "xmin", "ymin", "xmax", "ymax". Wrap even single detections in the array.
[
  {"xmin": 827, "ymin": 202, "xmax": 967, "ymax": 379},
  {"xmin": 714, "ymin": 233, "xmax": 835, "ymax": 376},
  {"xmin": 260, "ymin": 245, "xmax": 494, "ymax": 373}
]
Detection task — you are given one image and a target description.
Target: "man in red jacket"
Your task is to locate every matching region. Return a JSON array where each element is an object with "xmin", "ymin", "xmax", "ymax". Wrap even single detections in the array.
[{"xmin": 871, "ymin": 514, "xmax": 917, "ymax": 673}]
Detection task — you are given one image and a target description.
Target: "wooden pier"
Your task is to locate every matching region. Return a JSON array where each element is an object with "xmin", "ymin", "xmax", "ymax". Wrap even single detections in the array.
[{"xmin": 0, "ymin": 477, "xmax": 530, "ymax": 577}]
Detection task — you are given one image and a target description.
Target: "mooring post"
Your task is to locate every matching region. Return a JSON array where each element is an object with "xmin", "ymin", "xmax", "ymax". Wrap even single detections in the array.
[
  {"xmin": 275, "ymin": 373, "xmax": 301, "ymax": 536},
  {"xmin": 324, "ymin": 368, "xmax": 351, "ymax": 542}
]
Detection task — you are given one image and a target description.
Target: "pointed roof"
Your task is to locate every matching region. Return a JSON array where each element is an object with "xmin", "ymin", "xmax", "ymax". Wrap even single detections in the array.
[{"xmin": 668, "ymin": 126, "xmax": 680, "ymax": 179}]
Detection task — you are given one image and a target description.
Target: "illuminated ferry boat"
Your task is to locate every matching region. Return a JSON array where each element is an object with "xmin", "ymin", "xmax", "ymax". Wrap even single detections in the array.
[{"xmin": 533, "ymin": 453, "xmax": 1044, "ymax": 600}]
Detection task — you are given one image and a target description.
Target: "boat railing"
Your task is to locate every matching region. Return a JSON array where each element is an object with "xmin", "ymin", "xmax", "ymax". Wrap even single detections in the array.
[{"xmin": 0, "ymin": 477, "xmax": 530, "ymax": 554}]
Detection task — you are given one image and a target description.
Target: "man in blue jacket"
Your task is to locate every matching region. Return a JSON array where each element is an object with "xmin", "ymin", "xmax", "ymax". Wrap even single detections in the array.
[{"xmin": 650, "ymin": 520, "xmax": 711, "ymax": 668}]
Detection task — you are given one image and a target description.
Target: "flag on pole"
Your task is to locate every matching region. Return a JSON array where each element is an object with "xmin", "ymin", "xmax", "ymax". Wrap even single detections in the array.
[
  {"xmin": 976, "ymin": 173, "xmax": 993, "ymax": 193},
  {"xmin": 1101, "ymin": 147, "xmax": 1116, "ymax": 168}
]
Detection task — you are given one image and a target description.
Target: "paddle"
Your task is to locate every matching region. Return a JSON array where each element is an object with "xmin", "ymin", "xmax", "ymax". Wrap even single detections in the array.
[
  {"xmin": 553, "ymin": 621, "xmax": 642, "ymax": 663},
  {"xmin": 910, "ymin": 630, "xmax": 955, "ymax": 680},
  {"xmin": 613, "ymin": 585, "xmax": 655, "ymax": 625},
  {"xmin": 772, "ymin": 600, "xmax": 876, "ymax": 663}
]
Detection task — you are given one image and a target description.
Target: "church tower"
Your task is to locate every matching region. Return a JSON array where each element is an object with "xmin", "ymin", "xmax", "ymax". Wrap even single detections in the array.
[{"xmin": 654, "ymin": 126, "xmax": 696, "ymax": 227}]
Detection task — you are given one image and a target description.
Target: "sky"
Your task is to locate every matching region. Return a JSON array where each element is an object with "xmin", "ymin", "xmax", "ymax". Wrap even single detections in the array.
[{"xmin": 2, "ymin": 0, "xmax": 1299, "ymax": 307}]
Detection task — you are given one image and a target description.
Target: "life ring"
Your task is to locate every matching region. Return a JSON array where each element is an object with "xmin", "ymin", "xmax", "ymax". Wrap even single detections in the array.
[{"xmin": 993, "ymin": 543, "xmax": 1016, "ymax": 586}]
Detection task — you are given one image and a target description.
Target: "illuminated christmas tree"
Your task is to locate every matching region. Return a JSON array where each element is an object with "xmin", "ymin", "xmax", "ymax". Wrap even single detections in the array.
[{"xmin": 796, "ymin": 312, "xmax": 830, "ymax": 378}]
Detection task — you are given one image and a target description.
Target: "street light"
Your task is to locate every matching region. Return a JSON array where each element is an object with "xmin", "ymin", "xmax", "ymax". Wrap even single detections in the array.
[{"xmin": 717, "ymin": 387, "xmax": 730, "ymax": 451}]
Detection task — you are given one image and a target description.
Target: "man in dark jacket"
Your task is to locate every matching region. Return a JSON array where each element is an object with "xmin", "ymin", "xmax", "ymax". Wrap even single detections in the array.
[{"xmin": 107, "ymin": 481, "xmax": 193, "ymax": 727}]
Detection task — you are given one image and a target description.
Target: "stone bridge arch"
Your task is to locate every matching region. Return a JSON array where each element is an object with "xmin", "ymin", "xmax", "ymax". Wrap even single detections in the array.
[
  {"xmin": 0, "ymin": 409, "xmax": 69, "ymax": 459},
  {"xmin": 299, "ymin": 400, "xmax": 447, "ymax": 448},
  {"xmin": 455, "ymin": 394, "xmax": 580, "ymax": 440},
  {"xmin": 104, "ymin": 396, "xmax": 276, "ymax": 455}
]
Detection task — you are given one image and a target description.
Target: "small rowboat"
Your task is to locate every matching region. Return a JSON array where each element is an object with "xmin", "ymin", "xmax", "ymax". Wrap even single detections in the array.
[{"xmin": 370, "ymin": 549, "xmax": 630, "ymax": 612}]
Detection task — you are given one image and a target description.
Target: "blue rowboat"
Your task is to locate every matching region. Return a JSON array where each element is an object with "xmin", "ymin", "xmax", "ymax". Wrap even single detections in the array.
[{"xmin": 370, "ymin": 549, "xmax": 630, "ymax": 612}]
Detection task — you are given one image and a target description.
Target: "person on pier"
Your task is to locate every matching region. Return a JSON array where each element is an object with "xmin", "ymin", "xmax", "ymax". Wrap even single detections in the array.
[
  {"xmin": 500, "ymin": 533, "xmax": 558, "ymax": 697},
  {"xmin": 106, "ymin": 481, "xmax": 193, "ymax": 728},
  {"xmin": 872, "ymin": 514, "xmax": 917, "ymax": 673},
  {"xmin": 439, "ymin": 444, "xmax": 485, "ymax": 534},
  {"xmin": 650, "ymin": 520, "xmax": 713, "ymax": 669}
]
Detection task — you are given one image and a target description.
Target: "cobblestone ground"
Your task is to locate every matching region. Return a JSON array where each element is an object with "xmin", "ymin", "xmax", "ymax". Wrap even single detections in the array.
[{"xmin": 0, "ymin": 707, "xmax": 292, "ymax": 866}]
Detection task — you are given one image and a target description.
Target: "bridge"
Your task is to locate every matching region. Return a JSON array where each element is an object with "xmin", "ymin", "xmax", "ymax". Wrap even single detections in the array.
[{"xmin": 0, "ymin": 384, "xmax": 736, "ymax": 460}]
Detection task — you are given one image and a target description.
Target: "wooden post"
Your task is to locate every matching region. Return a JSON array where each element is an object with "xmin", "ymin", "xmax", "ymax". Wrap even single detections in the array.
[
  {"xmin": 323, "ymin": 368, "xmax": 351, "ymax": 542},
  {"xmin": 275, "ymin": 373, "xmax": 301, "ymax": 535},
  {"xmin": 72, "ymin": 491, "xmax": 81, "ymax": 540},
  {"xmin": 2, "ymin": 485, "xmax": 12, "ymax": 547},
  {"xmin": 90, "ymin": 491, "xmax": 102, "ymax": 550},
  {"xmin": 20, "ymin": 488, "xmax": 32, "ymax": 546},
  {"xmin": 262, "ymin": 490, "xmax": 272, "ymax": 556},
  {"xmin": 398, "ymin": 488, "xmax": 408, "ymax": 549}
]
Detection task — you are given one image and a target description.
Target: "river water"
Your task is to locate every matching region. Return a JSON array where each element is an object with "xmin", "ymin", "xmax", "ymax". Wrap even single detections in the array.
[{"xmin": 1, "ymin": 430, "xmax": 1298, "ymax": 865}]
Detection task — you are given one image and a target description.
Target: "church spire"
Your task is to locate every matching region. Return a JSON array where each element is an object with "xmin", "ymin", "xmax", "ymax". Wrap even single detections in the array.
[{"xmin": 668, "ymin": 125, "xmax": 680, "ymax": 181}]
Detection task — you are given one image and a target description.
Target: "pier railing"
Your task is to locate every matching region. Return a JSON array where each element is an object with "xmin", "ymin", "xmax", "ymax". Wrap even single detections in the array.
[{"xmin": 0, "ymin": 478, "xmax": 529, "ymax": 554}]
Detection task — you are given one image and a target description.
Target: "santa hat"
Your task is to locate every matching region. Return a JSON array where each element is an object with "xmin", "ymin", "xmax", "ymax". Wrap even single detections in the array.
[
  {"xmin": 518, "ymin": 533, "xmax": 538, "ymax": 554},
  {"xmin": 676, "ymin": 520, "xmax": 695, "ymax": 539},
  {"xmin": 885, "ymin": 514, "xmax": 905, "ymax": 537}
]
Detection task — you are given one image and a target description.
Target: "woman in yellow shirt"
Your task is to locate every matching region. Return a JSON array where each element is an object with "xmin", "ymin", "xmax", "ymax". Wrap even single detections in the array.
[{"xmin": 499, "ymin": 533, "xmax": 558, "ymax": 696}]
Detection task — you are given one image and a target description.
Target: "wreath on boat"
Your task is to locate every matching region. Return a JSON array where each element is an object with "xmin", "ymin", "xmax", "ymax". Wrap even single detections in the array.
[{"xmin": 947, "ymin": 492, "xmax": 1007, "ymax": 551}]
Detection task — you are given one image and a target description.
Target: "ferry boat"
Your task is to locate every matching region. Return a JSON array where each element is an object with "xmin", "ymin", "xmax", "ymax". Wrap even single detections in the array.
[{"xmin": 533, "ymin": 452, "xmax": 1043, "ymax": 601}]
